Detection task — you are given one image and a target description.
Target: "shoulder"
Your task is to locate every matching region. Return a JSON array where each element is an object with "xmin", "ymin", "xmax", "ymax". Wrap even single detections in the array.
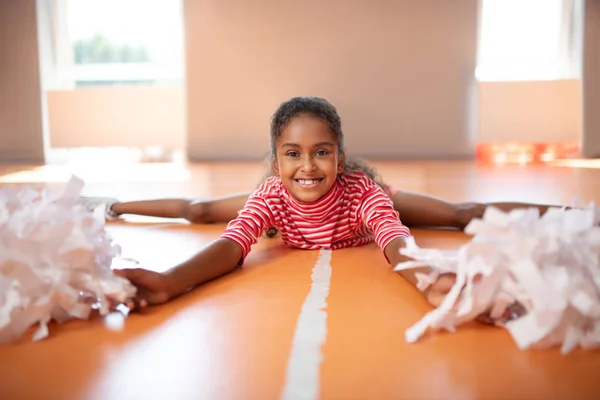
[
  {"xmin": 252, "ymin": 176, "xmax": 285, "ymax": 198},
  {"xmin": 339, "ymin": 170, "xmax": 379, "ymax": 194}
]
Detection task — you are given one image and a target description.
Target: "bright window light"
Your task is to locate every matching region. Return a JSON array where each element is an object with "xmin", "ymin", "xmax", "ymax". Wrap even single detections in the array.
[
  {"xmin": 477, "ymin": 0, "xmax": 581, "ymax": 82},
  {"xmin": 66, "ymin": 0, "xmax": 184, "ymax": 86}
]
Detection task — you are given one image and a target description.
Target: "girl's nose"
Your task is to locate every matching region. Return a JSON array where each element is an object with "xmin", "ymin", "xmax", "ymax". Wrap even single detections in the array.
[{"xmin": 301, "ymin": 157, "xmax": 316, "ymax": 172}]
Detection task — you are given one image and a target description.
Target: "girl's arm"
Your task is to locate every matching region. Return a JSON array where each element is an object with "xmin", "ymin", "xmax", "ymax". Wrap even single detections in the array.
[
  {"xmin": 390, "ymin": 191, "xmax": 463, "ymax": 229},
  {"xmin": 384, "ymin": 237, "xmax": 432, "ymax": 286},
  {"xmin": 110, "ymin": 193, "xmax": 251, "ymax": 224},
  {"xmin": 357, "ymin": 182, "xmax": 454, "ymax": 304},
  {"xmin": 391, "ymin": 190, "xmax": 564, "ymax": 231},
  {"xmin": 115, "ymin": 238, "xmax": 242, "ymax": 307},
  {"xmin": 158, "ymin": 191, "xmax": 272, "ymax": 299},
  {"xmin": 116, "ymin": 190, "xmax": 273, "ymax": 307},
  {"xmin": 111, "ymin": 198, "xmax": 192, "ymax": 219},
  {"xmin": 163, "ymin": 238, "xmax": 242, "ymax": 298},
  {"xmin": 384, "ymin": 236, "xmax": 455, "ymax": 307}
]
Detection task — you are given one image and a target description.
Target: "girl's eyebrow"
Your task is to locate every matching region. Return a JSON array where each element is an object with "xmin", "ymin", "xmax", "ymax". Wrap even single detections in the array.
[
  {"xmin": 280, "ymin": 142, "xmax": 335, "ymax": 148},
  {"xmin": 314, "ymin": 142, "xmax": 335, "ymax": 147}
]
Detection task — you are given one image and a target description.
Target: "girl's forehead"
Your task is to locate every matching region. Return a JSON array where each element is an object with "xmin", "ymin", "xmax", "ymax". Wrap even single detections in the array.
[{"xmin": 278, "ymin": 116, "xmax": 338, "ymax": 144}]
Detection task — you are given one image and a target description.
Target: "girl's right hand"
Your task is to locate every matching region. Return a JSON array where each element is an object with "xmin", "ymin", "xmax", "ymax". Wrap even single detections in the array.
[
  {"xmin": 113, "ymin": 268, "xmax": 172, "ymax": 310},
  {"xmin": 424, "ymin": 272, "xmax": 457, "ymax": 307}
]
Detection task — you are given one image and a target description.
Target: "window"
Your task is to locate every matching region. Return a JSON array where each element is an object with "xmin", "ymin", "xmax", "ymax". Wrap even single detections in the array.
[
  {"xmin": 477, "ymin": 0, "xmax": 583, "ymax": 81},
  {"xmin": 65, "ymin": 0, "xmax": 184, "ymax": 87}
]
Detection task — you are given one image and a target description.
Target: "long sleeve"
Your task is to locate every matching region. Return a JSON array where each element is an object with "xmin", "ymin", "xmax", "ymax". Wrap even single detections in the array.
[
  {"xmin": 220, "ymin": 193, "xmax": 274, "ymax": 264},
  {"xmin": 359, "ymin": 185, "xmax": 411, "ymax": 251}
]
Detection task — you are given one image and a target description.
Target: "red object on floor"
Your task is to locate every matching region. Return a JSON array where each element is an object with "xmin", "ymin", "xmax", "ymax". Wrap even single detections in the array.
[{"xmin": 476, "ymin": 142, "xmax": 581, "ymax": 164}]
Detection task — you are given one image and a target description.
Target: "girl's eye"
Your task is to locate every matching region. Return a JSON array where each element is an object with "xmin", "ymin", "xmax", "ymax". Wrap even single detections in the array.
[
  {"xmin": 316, "ymin": 150, "xmax": 329, "ymax": 156},
  {"xmin": 286, "ymin": 151, "xmax": 300, "ymax": 157}
]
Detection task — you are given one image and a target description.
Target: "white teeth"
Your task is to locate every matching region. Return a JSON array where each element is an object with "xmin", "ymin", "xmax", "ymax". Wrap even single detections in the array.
[{"xmin": 296, "ymin": 179, "xmax": 321, "ymax": 185}]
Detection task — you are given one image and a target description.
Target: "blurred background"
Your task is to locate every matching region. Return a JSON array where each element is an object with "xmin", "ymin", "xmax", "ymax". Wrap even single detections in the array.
[{"xmin": 0, "ymin": 0, "xmax": 598, "ymax": 166}]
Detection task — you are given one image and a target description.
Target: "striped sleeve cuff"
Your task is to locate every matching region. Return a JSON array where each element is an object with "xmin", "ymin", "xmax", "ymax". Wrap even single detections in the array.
[
  {"xmin": 375, "ymin": 224, "xmax": 411, "ymax": 252},
  {"xmin": 221, "ymin": 230, "xmax": 253, "ymax": 263}
]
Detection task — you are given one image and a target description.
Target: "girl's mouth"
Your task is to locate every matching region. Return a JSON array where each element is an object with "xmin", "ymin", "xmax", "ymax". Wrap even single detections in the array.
[{"xmin": 294, "ymin": 178, "xmax": 323, "ymax": 188}]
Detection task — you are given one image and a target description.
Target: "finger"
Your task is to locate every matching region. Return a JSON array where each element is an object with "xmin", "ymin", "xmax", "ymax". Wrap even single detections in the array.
[
  {"xmin": 101, "ymin": 293, "xmax": 127, "ymax": 309},
  {"xmin": 113, "ymin": 267, "xmax": 141, "ymax": 280},
  {"xmin": 129, "ymin": 290, "xmax": 151, "ymax": 310},
  {"xmin": 476, "ymin": 313, "xmax": 497, "ymax": 325},
  {"xmin": 137, "ymin": 291, "xmax": 151, "ymax": 309},
  {"xmin": 126, "ymin": 299, "xmax": 137, "ymax": 311},
  {"xmin": 120, "ymin": 294, "xmax": 144, "ymax": 312},
  {"xmin": 426, "ymin": 291, "xmax": 448, "ymax": 308},
  {"xmin": 428, "ymin": 272, "xmax": 457, "ymax": 296}
]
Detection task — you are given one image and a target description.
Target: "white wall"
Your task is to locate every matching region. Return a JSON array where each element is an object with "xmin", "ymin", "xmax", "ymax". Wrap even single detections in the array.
[
  {"xmin": 183, "ymin": 0, "xmax": 479, "ymax": 161},
  {"xmin": 582, "ymin": 0, "xmax": 600, "ymax": 157},
  {"xmin": 47, "ymin": 86, "xmax": 185, "ymax": 148},
  {"xmin": 0, "ymin": 0, "xmax": 46, "ymax": 163},
  {"xmin": 45, "ymin": 80, "xmax": 583, "ymax": 151},
  {"xmin": 3, "ymin": 0, "xmax": 589, "ymax": 160},
  {"xmin": 477, "ymin": 80, "xmax": 582, "ymax": 143}
]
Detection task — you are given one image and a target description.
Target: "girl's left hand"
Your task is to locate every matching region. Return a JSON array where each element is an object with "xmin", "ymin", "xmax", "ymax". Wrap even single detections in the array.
[{"xmin": 424, "ymin": 272, "xmax": 526, "ymax": 325}]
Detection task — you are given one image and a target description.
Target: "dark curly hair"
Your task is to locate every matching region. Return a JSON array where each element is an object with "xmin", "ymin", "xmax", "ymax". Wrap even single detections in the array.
[
  {"xmin": 267, "ymin": 96, "xmax": 385, "ymax": 187},
  {"xmin": 270, "ymin": 96, "xmax": 344, "ymax": 157}
]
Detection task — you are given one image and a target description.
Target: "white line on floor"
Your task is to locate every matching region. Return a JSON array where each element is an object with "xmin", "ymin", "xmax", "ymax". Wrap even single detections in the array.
[{"xmin": 281, "ymin": 249, "xmax": 332, "ymax": 400}]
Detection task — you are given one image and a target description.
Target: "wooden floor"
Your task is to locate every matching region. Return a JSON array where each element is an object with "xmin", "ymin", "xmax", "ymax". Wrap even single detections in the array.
[
  {"xmin": 1, "ymin": 158, "xmax": 600, "ymax": 204},
  {"xmin": 1, "ymin": 159, "xmax": 600, "ymax": 400}
]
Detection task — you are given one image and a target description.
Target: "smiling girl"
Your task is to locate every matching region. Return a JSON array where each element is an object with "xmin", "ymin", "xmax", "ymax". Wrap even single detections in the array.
[{"xmin": 114, "ymin": 97, "xmax": 454, "ymax": 309}]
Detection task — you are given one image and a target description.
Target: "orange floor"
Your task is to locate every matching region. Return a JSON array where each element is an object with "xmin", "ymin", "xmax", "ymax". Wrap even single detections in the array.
[{"xmin": 1, "ymin": 159, "xmax": 600, "ymax": 399}]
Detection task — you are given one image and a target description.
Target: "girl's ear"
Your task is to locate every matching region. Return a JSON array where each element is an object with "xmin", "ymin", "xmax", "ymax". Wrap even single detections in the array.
[
  {"xmin": 271, "ymin": 155, "xmax": 280, "ymax": 176},
  {"xmin": 337, "ymin": 152, "xmax": 346, "ymax": 174}
]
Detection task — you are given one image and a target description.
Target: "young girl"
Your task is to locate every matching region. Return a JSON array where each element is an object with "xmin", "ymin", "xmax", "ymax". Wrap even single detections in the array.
[{"xmin": 113, "ymin": 97, "xmax": 458, "ymax": 310}]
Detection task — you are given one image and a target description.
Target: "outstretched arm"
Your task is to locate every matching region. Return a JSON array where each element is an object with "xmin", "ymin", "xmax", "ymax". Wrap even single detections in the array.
[
  {"xmin": 358, "ymin": 183, "xmax": 456, "ymax": 306},
  {"xmin": 111, "ymin": 198, "xmax": 195, "ymax": 220},
  {"xmin": 384, "ymin": 236, "xmax": 456, "ymax": 307},
  {"xmin": 390, "ymin": 190, "xmax": 565, "ymax": 231},
  {"xmin": 114, "ymin": 190, "xmax": 273, "ymax": 308},
  {"xmin": 110, "ymin": 193, "xmax": 251, "ymax": 224},
  {"xmin": 391, "ymin": 190, "xmax": 464, "ymax": 229},
  {"xmin": 115, "ymin": 238, "xmax": 242, "ymax": 307},
  {"xmin": 384, "ymin": 236, "xmax": 431, "ymax": 286},
  {"xmin": 107, "ymin": 186, "xmax": 564, "ymax": 232},
  {"xmin": 164, "ymin": 238, "xmax": 242, "ymax": 297}
]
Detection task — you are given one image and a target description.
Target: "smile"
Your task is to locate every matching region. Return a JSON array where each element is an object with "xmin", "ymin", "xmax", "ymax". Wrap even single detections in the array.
[{"xmin": 294, "ymin": 178, "xmax": 323, "ymax": 187}]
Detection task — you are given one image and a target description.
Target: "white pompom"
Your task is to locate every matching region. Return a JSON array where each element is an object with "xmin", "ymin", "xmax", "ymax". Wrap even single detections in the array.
[
  {"xmin": 0, "ymin": 176, "xmax": 136, "ymax": 343},
  {"xmin": 396, "ymin": 204, "xmax": 600, "ymax": 354}
]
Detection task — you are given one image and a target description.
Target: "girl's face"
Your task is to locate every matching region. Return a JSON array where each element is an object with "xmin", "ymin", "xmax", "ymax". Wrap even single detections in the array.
[{"xmin": 272, "ymin": 114, "xmax": 345, "ymax": 203}]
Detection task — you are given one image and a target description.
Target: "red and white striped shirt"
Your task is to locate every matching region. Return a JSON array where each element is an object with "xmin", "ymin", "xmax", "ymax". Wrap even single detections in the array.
[{"xmin": 221, "ymin": 170, "xmax": 411, "ymax": 263}]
